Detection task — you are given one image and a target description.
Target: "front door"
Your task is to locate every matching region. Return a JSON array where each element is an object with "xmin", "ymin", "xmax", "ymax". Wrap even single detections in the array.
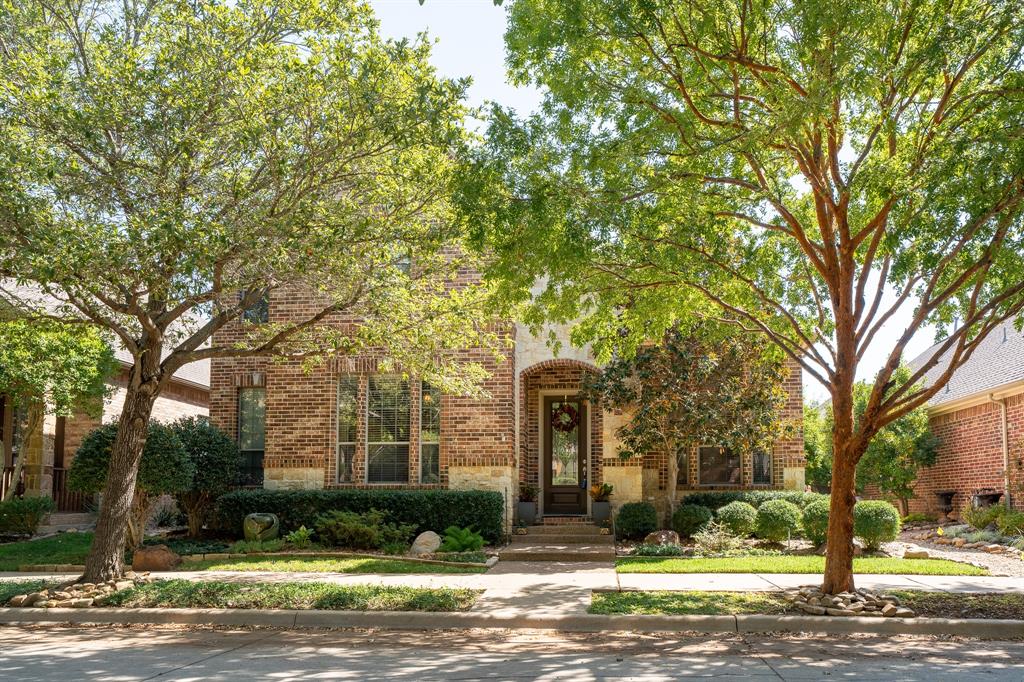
[{"xmin": 543, "ymin": 396, "xmax": 587, "ymax": 515}]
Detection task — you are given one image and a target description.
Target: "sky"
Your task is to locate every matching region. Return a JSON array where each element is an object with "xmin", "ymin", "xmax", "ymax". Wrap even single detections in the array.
[{"xmin": 368, "ymin": 0, "xmax": 938, "ymax": 404}]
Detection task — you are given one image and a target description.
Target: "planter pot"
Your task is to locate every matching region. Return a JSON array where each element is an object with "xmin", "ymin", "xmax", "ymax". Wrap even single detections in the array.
[
  {"xmin": 517, "ymin": 501, "xmax": 537, "ymax": 526},
  {"xmin": 591, "ymin": 501, "xmax": 611, "ymax": 524}
]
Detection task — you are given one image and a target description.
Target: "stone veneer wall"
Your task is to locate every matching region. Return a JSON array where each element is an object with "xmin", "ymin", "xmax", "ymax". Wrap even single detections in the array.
[{"xmin": 448, "ymin": 464, "xmax": 515, "ymax": 531}]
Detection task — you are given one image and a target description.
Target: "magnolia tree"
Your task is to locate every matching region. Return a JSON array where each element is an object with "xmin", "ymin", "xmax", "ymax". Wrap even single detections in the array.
[
  {"xmin": 0, "ymin": 0, "xmax": 495, "ymax": 581},
  {"xmin": 461, "ymin": 0, "xmax": 1024, "ymax": 592},
  {"xmin": 0, "ymin": 319, "xmax": 115, "ymax": 499},
  {"xmin": 583, "ymin": 324, "xmax": 791, "ymax": 518}
]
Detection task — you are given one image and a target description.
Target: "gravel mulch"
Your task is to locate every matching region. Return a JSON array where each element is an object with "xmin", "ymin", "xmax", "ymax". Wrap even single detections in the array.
[{"xmin": 893, "ymin": 531, "xmax": 1024, "ymax": 577}]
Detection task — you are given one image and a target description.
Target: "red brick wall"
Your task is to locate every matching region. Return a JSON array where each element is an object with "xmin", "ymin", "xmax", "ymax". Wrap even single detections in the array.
[{"xmin": 903, "ymin": 392, "xmax": 1024, "ymax": 515}]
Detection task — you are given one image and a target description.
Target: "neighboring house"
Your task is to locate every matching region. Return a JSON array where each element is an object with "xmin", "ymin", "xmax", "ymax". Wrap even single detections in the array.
[
  {"xmin": 209, "ymin": 284, "xmax": 805, "ymax": 526},
  {"xmin": 903, "ymin": 319, "xmax": 1024, "ymax": 516},
  {"xmin": 0, "ymin": 350, "xmax": 209, "ymax": 510}
]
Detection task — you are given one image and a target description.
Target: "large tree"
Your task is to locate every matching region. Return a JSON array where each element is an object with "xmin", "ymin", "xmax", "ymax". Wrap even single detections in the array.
[
  {"xmin": 461, "ymin": 0, "xmax": 1024, "ymax": 592},
  {"xmin": 583, "ymin": 323, "xmax": 791, "ymax": 519},
  {"xmin": 0, "ymin": 0, "xmax": 493, "ymax": 581}
]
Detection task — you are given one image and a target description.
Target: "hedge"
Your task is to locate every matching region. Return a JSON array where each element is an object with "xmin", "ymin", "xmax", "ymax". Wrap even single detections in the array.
[
  {"xmin": 213, "ymin": 489, "xmax": 505, "ymax": 543},
  {"xmin": 679, "ymin": 490, "xmax": 827, "ymax": 511}
]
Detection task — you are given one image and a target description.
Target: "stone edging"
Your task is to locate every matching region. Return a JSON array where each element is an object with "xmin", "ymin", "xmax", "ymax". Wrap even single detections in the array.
[{"xmin": 1, "ymin": 606, "xmax": 1022, "ymax": 638}]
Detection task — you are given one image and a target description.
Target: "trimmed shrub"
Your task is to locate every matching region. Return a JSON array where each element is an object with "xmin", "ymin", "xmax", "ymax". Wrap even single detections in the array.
[
  {"xmin": 902, "ymin": 512, "xmax": 936, "ymax": 524},
  {"xmin": 615, "ymin": 502, "xmax": 658, "ymax": 540},
  {"xmin": 715, "ymin": 501, "xmax": 758, "ymax": 538},
  {"xmin": 313, "ymin": 509, "xmax": 416, "ymax": 552},
  {"xmin": 680, "ymin": 490, "xmax": 826, "ymax": 511},
  {"xmin": 69, "ymin": 422, "xmax": 194, "ymax": 548},
  {"xmin": 632, "ymin": 543, "xmax": 686, "ymax": 557},
  {"xmin": 213, "ymin": 489, "xmax": 504, "ymax": 543},
  {"xmin": 0, "ymin": 496, "xmax": 56, "ymax": 536},
  {"xmin": 170, "ymin": 416, "xmax": 240, "ymax": 538},
  {"xmin": 853, "ymin": 500, "xmax": 901, "ymax": 550},
  {"xmin": 755, "ymin": 499, "xmax": 802, "ymax": 542},
  {"xmin": 671, "ymin": 504, "xmax": 713, "ymax": 538},
  {"xmin": 801, "ymin": 498, "xmax": 831, "ymax": 545},
  {"xmin": 997, "ymin": 511, "xmax": 1024, "ymax": 536},
  {"xmin": 962, "ymin": 503, "xmax": 1006, "ymax": 531}
]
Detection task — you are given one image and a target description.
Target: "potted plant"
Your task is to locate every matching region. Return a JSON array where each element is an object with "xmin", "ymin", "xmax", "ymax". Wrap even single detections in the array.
[
  {"xmin": 589, "ymin": 482, "xmax": 614, "ymax": 524},
  {"xmin": 517, "ymin": 483, "xmax": 539, "ymax": 526}
]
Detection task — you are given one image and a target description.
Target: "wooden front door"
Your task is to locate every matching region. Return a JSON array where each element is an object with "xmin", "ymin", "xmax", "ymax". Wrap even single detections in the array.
[{"xmin": 543, "ymin": 396, "xmax": 587, "ymax": 515}]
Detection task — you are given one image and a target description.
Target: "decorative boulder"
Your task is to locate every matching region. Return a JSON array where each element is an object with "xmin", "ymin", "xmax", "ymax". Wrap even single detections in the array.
[
  {"xmin": 410, "ymin": 530, "xmax": 442, "ymax": 556},
  {"xmin": 243, "ymin": 513, "xmax": 280, "ymax": 541},
  {"xmin": 644, "ymin": 530, "xmax": 680, "ymax": 546},
  {"xmin": 131, "ymin": 544, "xmax": 182, "ymax": 571},
  {"xmin": 903, "ymin": 549, "xmax": 930, "ymax": 559}
]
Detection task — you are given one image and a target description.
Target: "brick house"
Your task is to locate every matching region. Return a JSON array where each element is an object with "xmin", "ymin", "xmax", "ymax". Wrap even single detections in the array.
[
  {"xmin": 0, "ymin": 350, "xmax": 209, "ymax": 511},
  {"xmin": 901, "ymin": 319, "xmax": 1024, "ymax": 517},
  {"xmin": 209, "ymin": 287, "xmax": 805, "ymax": 526}
]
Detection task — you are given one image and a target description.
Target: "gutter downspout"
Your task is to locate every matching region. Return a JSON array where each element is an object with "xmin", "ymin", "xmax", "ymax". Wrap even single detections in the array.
[{"xmin": 988, "ymin": 394, "xmax": 1011, "ymax": 508}]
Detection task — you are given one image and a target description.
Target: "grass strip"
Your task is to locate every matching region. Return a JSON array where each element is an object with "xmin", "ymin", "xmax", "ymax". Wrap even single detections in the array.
[
  {"xmin": 0, "ymin": 580, "xmax": 56, "ymax": 604},
  {"xmin": 0, "ymin": 533, "xmax": 95, "ymax": 571},
  {"xmin": 103, "ymin": 579, "xmax": 480, "ymax": 611},
  {"xmin": 185, "ymin": 556, "xmax": 487, "ymax": 574},
  {"xmin": 616, "ymin": 555, "xmax": 989, "ymax": 576}
]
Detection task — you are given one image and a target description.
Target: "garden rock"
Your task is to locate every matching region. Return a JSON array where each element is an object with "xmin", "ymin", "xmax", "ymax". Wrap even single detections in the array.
[
  {"xmin": 903, "ymin": 549, "xmax": 930, "ymax": 559},
  {"xmin": 409, "ymin": 531, "xmax": 442, "ymax": 556},
  {"xmin": 5, "ymin": 573, "xmax": 154, "ymax": 608},
  {"xmin": 243, "ymin": 513, "xmax": 280, "ymax": 541},
  {"xmin": 131, "ymin": 544, "xmax": 182, "ymax": 571},
  {"xmin": 785, "ymin": 585, "xmax": 913, "ymax": 619},
  {"xmin": 644, "ymin": 530, "xmax": 680, "ymax": 546}
]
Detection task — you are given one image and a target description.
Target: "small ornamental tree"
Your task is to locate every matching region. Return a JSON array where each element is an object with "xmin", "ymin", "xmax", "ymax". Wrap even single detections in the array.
[
  {"xmin": 170, "ymin": 417, "xmax": 240, "ymax": 538},
  {"xmin": 583, "ymin": 323, "xmax": 792, "ymax": 517},
  {"xmin": 0, "ymin": 319, "xmax": 115, "ymax": 500},
  {"xmin": 69, "ymin": 423, "xmax": 194, "ymax": 548}
]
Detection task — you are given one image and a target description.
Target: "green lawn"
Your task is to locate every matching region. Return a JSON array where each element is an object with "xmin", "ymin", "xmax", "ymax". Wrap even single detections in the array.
[
  {"xmin": 591, "ymin": 590, "xmax": 789, "ymax": 615},
  {"xmin": 0, "ymin": 580, "xmax": 55, "ymax": 604},
  {"xmin": 104, "ymin": 579, "xmax": 480, "ymax": 611},
  {"xmin": 0, "ymin": 533, "xmax": 94, "ymax": 571},
  {"xmin": 616, "ymin": 555, "xmax": 989, "ymax": 576},
  {"xmin": 184, "ymin": 555, "xmax": 487, "ymax": 574}
]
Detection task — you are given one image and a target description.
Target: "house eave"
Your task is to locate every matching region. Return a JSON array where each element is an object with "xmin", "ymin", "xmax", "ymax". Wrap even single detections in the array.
[{"xmin": 927, "ymin": 379, "xmax": 1024, "ymax": 417}]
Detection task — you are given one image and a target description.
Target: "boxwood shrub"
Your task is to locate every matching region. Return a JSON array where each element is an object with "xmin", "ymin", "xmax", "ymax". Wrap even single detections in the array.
[
  {"xmin": 671, "ymin": 504, "xmax": 713, "ymax": 538},
  {"xmin": 680, "ymin": 490, "xmax": 826, "ymax": 511},
  {"xmin": 714, "ymin": 501, "xmax": 758, "ymax": 538},
  {"xmin": 853, "ymin": 500, "xmax": 901, "ymax": 550},
  {"xmin": 615, "ymin": 502, "xmax": 658, "ymax": 540},
  {"xmin": 801, "ymin": 498, "xmax": 831, "ymax": 546},
  {"xmin": 213, "ymin": 489, "xmax": 504, "ymax": 543},
  {"xmin": 755, "ymin": 499, "xmax": 802, "ymax": 542}
]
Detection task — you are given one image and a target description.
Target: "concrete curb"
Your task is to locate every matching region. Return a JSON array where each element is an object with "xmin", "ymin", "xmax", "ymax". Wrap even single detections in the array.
[{"xmin": 1, "ymin": 607, "xmax": 1023, "ymax": 637}]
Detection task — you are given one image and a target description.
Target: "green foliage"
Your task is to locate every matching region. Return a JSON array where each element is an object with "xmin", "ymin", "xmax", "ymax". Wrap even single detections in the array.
[
  {"xmin": 284, "ymin": 526, "xmax": 315, "ymax": 549},
  {"xmin": 170, "ymin": 417, "xmax": 240, "ymax": 538},
  {"xmin": 902, "ymin": 512, "xmax": 937, "ymax": 525},
  {"xmin": 692, "ymin": 520, "xmax": 744, "ymax": 556},
  {"xmin": 518, "ymin": 483, "xmax": 539, "ymax": 503},
  {"xmin": 432, "ymin": 551, "xmax": 489, "ymax": 564},
  {"xmin": 631, "ymin": 543, "xmax": 686, "ymax": 557},
  {"xmin": 227, "ymin": 539, "xmax": 285, "ymax": 554},
  {"xmin": 679, "ymin": 491, "xmax": 825, "ymax": 511},
  {"xmin": 962, "ymin": 504, "xmax": 1008, "ymax": 531},
  {"xmin": 714, "ymin": 501, "xmax": 758, "ymax": 538},
  {"xmin": 0, "ymin": 496, "xmax": 55, "ymax": 536},
  {"xmin": 440, "ymin": 526, "xmax": 485, "ymax": 552},
  {"xmin": 671, "ymin": 504, "xmax": 713, "ymax": 539},
  {"xmin": 853, "ymin": 501, "xmax": 902, "ymax": 551},
  {"xmin": 997, "ymin": 512, "xmax": 1024, "ymax": 536},
  {"xmin": 213, "ymin": 489, "xmax": 504, "ymax": 543},
  {"xmin": 801, "ymin": 499, "xmax": 831, "ymax": 546},
  {"xmin": 802, "ymin": 404, "xmax": 832, "ymax": 492},
  {"xmin": 755, "ymin": 500, "xmax": 802, "ymax": 542},
  {"xmin": 68, "ymin": 423, "xmax": 194, "ymax": 496},
  {"xmin": 313, "ymin": 509, "xmax": 416, "ymax": 552},
  {"xmin": 615, "ymin": 502, "xmax": 658, "ymax": 540}
]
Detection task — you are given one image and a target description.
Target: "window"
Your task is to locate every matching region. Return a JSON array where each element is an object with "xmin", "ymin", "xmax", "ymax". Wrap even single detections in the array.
[
  {"xmin": 240, "ymin": 290, "xmax": 269, "ymax": 324},
  {"xmin": 420, "ymin": 382, "xmax": 441, "ymax": 483},
  {"xmin": 675, "ymin": 444, "xmax": 689, "ymax": 487},
  {"xmin": 337, "ymin": 376, "xmax": 358, "ymax": 483},
  {"xmin": 752, "ymin": 449, "xmax": 772, "ymax": 485},
  {"xmin": 238, "ymin": 388, "xmax": 266, "ymax": 486},
  {"xmin": 366, "ymin": 376, "xmax": 410, "ymax": 483},
  {"xmin": 699, "ymin": 446, "xmax": 741, "ymax": 485}
]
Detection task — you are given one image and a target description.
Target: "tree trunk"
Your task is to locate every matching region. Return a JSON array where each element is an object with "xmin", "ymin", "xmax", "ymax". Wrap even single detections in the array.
[
  {"xmin": 3, "ymin": 405, "xmax": 41, "ymax": 502},
  {"xmin": 81, "ymin": 369, "xmax": 159, "ymax": 583},
  {"xmin": 822, "ymin": 448, "xmax": 858, "ymax": 593},
  {"xmin": 182, "ymin": 492, "xmax": 207, "ymax": 538},
  {"xmin": 899, "ymin": 497, "xmax": 909, "ymax": 518}
]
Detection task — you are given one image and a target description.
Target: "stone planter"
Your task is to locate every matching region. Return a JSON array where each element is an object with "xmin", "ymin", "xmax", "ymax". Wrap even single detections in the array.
[
  {"xmin": 591, "ymin": 500, "xmax": 611, "ymax": 524},
  {"xmin": 517, "ymin": 501, "xmax": 537, "ymax": 526}
]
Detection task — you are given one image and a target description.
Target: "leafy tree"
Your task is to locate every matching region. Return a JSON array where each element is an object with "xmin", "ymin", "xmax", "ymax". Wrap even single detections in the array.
[
  {"xmin": 0, "ymin": 0, "xmax": 492, "ymax": 581},
  {"xmin": 0, "ymin": 319, "xmax": 115, "ymax": 499},
  {"xmin": 807, "ymin": 369, "xmax": 939, "ymax": 516},
  {"xmin": 69, "ymin": 422, "xmax": 194, "ymax": 548},
  {"xmin": 170, "ymin": 416, "xmax": 240, "ymax": 539},
  {"xmin": 802, "ymin": 403, "xmax": 832, "ymax": 493},
  {"xmin": 462, "ymin": 0, "xmax": 1024, "ymax": 593},
  {"xmin": 583, "ymin": 323, "xmax": 791, "ymax": 517}
]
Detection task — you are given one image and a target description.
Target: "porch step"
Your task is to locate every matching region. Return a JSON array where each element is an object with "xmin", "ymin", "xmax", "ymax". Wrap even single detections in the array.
[
  {"xmin": 37, "ymin": 512, "xmax": 97, "ymax": 535},
  {"xmin": 541, "ymin": 516, "xmax": 593, "ymax": 525},
  {"xmin": 498, "ymin": 544, "xmax": 616, "ymax": 562},
  {"xmin": 525, "ymin": 524, "xmax": 605, "ymax": 536},
  {"xmin": 511, "ymin": 532, "xmax": 607, "ymax": 545}
]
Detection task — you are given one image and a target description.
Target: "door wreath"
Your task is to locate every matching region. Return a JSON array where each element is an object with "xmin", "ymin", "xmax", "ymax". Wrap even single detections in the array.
[{"xmin": 550, "ymin": 402, "xmax": 579, "ymax": 433}]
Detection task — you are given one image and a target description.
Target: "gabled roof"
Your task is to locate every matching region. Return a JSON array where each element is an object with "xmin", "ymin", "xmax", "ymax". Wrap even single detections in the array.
[{"xmin": 908, "ymin": 317, "xmax": 1024, "ymax": 408}]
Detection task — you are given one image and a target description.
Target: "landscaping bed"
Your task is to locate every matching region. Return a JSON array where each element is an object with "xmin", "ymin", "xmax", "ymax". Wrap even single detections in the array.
[
  {"xmin": 182, "ymin": 555, "xmax": 488, "ymax": 574},
  {"xmin": 616, "ymin": 555, "xmax": 990, "ymax": 576},
  {"xmin": 590, "ymin": 590, "xmax": 1024, "ymax": 620},
  {"xmin": 102, "ymin": 579, "xmax": 480, "ymax": 612}
]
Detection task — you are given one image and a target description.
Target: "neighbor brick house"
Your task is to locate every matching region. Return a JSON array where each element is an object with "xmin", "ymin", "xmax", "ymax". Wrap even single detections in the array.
[
  {"xmin": 900, "ymin": 319, "xmax": 1024, "ymax": 517},
  {"xmin": 209, "ymin": 283, "xmax": 805, "ymax": 526}
]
